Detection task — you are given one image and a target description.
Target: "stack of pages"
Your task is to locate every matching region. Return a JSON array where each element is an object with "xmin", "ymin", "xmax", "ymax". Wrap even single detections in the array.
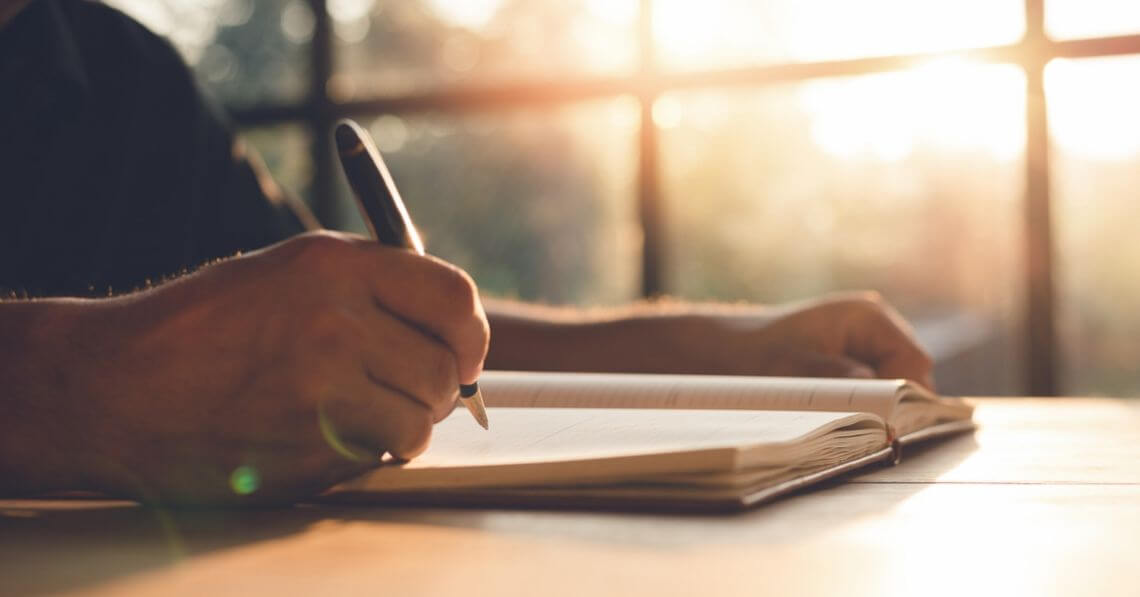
[{"xmin": 329, "ymin": 371, "xmax": 974, "ymax": 511}]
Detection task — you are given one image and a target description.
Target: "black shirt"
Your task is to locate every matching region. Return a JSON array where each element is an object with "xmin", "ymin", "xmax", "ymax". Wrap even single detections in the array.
[{"xmin": 0, "ymin": 0, "xmax": 309, "ymax": 297}]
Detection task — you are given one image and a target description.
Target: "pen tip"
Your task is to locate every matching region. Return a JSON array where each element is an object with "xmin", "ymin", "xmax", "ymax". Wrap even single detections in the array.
[{"xmin": 460, "ymin": 390, "xmax": 489, "ymax": 430}]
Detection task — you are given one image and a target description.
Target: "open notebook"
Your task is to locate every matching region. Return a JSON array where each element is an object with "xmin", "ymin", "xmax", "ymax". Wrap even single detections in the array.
[{"xmin": 327, "ymin": 371, "xmax": 974, "ymax": 511}]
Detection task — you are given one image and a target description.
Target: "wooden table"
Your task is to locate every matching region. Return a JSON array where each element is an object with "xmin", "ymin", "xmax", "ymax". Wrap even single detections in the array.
[{"xmin": 3, "ymin": 399, "xmax": 1138, "ymax": 597}]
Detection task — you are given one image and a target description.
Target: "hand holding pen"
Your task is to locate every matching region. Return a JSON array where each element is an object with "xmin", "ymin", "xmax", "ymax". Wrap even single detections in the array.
[{"xmin": 335, "ymin": 119, "xmax": 490, "ymax": 430}]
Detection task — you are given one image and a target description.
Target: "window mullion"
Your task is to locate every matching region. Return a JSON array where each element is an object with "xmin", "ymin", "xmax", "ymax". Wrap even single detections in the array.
[
  {"xmin": 637, "ymin": 0, "xmax": 665, "ymax": 297},
  {"xmin": 1021, "ymin": 0, "xmax": 1059, "ymax": 395},
  {"xmin": 308, "ymin": 0, "xmax": 339, "ymax": 228}
]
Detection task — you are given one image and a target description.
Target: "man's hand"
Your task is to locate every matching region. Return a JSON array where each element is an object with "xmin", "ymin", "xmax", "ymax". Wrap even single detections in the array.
[
  {"xmin": 486, "ymin": 292, "xmax": 934, "ymax": 389},
  {"xmin": 690, "ymin": 292, "xmax": 936, "ymax": 388},
  {"xmin": 0, "ymin": 231, "xmax": 489, "ymax": 505}
]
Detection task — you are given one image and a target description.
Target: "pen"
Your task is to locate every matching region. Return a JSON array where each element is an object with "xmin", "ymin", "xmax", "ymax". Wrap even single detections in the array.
[{"xmin": 334, "ymin": 118, "xmax": 490, "ymax": 430}]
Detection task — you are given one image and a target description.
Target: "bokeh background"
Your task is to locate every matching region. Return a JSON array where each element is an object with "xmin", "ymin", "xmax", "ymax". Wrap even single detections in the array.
[{"xmin": 104, "ymin": 0, "xmax": 1140, "ymax": 398}]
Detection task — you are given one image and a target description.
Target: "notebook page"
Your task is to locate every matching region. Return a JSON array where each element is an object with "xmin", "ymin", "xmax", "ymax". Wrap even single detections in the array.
[
  {"xmin": 334, "ymin": 408, "xmax": 877, "ymax": 492},
  {"xmin": 480, "ymin": 371, "xmax": 905, "ymax": 421},
  {"xmin": 893, "ymin": 385, "xmax": 975, "ymax": 437}
]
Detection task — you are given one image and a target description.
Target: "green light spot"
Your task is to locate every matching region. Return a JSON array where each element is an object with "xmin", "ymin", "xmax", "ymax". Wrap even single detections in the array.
[{"xmin": 229, "ymin": 465, "xmax": 260, "ymax": 496}]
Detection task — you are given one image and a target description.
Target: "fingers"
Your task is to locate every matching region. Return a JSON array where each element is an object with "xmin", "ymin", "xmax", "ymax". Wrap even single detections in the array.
[
  {"xmin": 275, "ymin": 231, "xmax": 490, "ymax": 386},
  {"xmin": 357, "ymin": 307, "xmax": 460, "ymax": 422},
  {"xmin": 320, "ymin": 387, "xmax": 436, "ymax": 461},
  {"xmin": 357, "ymin": 248, "xmax": 490, "ymax": 385},
  {"xmin": 273, "ymin": 232, "xmax": 483, "ymax": 463},
  {"xmin": 297, "ymin": 314, "xmax": 438, "ymax": 460},
  {"xmin": 289, "ymin": 245, "xmax": 465, "ymax": 422},
  {"xmin": 838, "ymin": 293, "xmax": 935, "ymax": 389}
]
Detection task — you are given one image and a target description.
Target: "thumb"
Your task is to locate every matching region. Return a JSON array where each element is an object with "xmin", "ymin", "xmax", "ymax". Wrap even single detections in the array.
[{"xmin": 790, "ymin": 352, "xmax": 876, "ymax": 380}]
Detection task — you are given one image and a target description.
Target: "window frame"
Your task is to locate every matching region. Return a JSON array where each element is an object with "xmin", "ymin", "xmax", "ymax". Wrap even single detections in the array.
[{"xmin": 227, "ymin": 0, "xmax": 1140, "ymax": 396}]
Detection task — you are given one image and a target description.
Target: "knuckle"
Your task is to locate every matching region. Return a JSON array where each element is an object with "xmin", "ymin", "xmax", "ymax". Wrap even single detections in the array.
[
  {"xmin": 289, "ymin": 231, "xmax": 354, "ymax": 267},
  {"xmin": 434, "ymin": 263, "xmax": 479, "ymax": 319},
  {"xmin": 847, "ymin": 291, "xmax": 885, "ymax": 313},
  {"xmin": 828, "ymin": 291, "xmax": 887, "ymax": 321}
]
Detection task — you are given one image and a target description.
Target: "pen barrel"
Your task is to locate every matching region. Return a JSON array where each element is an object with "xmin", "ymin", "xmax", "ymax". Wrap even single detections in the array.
[
  {"xmin": 333, "ymin": 119, "xmax": 488, "ymax": 431},
  {"xmin": 335, "ymin": 121, "xmax": 424, "ymax": 254}
]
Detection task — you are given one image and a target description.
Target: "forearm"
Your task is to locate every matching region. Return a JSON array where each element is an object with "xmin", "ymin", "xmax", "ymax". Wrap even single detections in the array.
[
  {"xmin": 484, "ymin": 298, "xmax": 769, "ymax": 374},
  {"xmin": 0, "ymin": 299, "xmax": 95, "ymax": 495},
  {"xmin": 484, "ymin": 292, "xmax": 934, "ymax": 387}
]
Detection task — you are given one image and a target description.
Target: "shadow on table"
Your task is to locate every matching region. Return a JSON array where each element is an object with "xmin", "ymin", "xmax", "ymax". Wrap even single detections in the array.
[{"xmin": 0, "ymin": 433, "xmax": 976, "ymax": 596}]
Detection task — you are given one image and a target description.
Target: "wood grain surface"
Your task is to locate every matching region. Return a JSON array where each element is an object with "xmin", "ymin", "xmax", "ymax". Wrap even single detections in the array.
[{"xmin": 2, "ymin": 399, "xmax": 1138, "ymax": 597}]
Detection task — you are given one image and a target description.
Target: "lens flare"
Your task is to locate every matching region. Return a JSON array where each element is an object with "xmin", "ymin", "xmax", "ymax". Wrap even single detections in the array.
[
  {"xmin": 229, "ymin": 465, "xmax": 261, "ymax": 495},
  {"xmin": 318, "ymin": 404, "xmax": 373, "ymax": 462}
]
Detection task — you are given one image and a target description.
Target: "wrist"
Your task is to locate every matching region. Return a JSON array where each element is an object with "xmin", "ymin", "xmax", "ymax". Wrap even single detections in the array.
[
  {"xmin": 0, "ymin": 298, "xmax": 111, "ymax": 495},
  {"xmin": 485, "ymin": 303, "xmax": 779, "ymax": 375},
  {"xmin": 485, "ymin": 308, "xmax": 710, "ymax": 373}
]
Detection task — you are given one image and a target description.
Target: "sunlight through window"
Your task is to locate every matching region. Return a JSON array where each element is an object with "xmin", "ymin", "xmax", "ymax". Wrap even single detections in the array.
[
  {"xmin": 104, "ymin": 0, "xmax": 1140, "ymax": 395},
  {"xmin": 652, "ymin": 0, "xmax": 1024, "ymax": 69}
]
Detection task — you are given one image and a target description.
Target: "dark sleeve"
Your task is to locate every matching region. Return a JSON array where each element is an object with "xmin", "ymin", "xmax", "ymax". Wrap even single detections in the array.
[
  {"xmin": 188, "ymin": 94, "xmax": 319, "ymax": 265},
  {"xmin": 68, "ymin": 1, "xmax": 314, "ymax": 288},
  {"xmin": 0, "ymin": 1, "xmax": 317, "ymax": 297},
  {"xmin": 120, "ymin": 18, "xmax": 317, "ymax": 266}
]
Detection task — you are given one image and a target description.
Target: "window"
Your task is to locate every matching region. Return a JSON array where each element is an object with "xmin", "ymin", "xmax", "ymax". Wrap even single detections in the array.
[{"xmin": 106, "ymin": 0, "xmax": 1140, "ymax": 397}]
